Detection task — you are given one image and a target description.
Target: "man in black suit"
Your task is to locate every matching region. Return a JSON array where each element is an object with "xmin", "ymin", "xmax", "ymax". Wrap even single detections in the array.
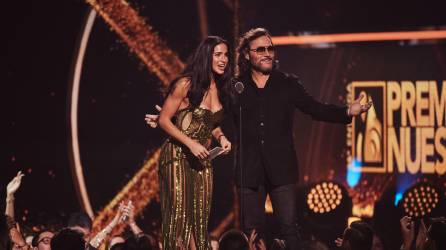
[{"xmin": 233, "ymin": 27, "xmax": 371, "ymax": 249}]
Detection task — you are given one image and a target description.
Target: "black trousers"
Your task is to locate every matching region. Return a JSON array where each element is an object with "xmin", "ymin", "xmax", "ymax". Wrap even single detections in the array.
[{"xmin": 239, "ymin": 183, "xmax": 301, "ymax": 250}]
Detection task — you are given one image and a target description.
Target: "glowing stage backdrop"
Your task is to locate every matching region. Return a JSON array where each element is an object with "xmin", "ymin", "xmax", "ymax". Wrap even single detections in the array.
[
  {"xmin": 4, "ymin": 1, "xmax": 446, "ymax": 249},
  {"xmin": 66, "ymin": 0, "xmax": 446, "ymax": 247}
]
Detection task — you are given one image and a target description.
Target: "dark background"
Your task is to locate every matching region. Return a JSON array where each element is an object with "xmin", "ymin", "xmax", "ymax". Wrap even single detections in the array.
[{"xmin": 2, "ymin": 0, "xmax": 446, "ymax": 244}]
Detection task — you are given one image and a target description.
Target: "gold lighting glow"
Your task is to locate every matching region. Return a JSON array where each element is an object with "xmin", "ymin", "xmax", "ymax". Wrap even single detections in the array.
[
  {"xmin": 86, "ymin": 0, "xmax": 184, "ymax": 85},
  {"xmin": 272, "ymin": 30, "xmax": 446, "ymax": 45},
  {"xmin": 307, "ymin": 181, "xmax": 343, "ymax": 214}
]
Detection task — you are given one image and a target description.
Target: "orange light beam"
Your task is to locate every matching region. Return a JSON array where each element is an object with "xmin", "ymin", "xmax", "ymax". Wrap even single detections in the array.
[
  {"xmin": 86, "ymin": 0, "xmax": 184, "ymax": 85},
  {"xmin": 272, "ymin": 30, "xmax": 446, "ymax": 45}
]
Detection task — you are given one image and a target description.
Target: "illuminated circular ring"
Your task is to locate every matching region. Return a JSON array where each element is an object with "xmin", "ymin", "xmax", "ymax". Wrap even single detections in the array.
[{"xmin": 67, "ymin": 9, "xmax": 97, "ymax": 217}]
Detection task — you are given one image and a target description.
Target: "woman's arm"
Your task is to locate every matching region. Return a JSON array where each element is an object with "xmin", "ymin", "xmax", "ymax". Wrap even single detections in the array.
[
  {"xmin": 127, "ymin": 201, "xmax": 143, "ymax": 236},
  {"xmin": 211, "ymin": 127, "xmax": 224, "ymax": 141},
  {"xmin": 5, "ymin": 195, "xmax": 14, "ymax": 220},
  {"xmin": 212, "ymin": 127, "xmax": 231, "ymax": 154},
  {"xmin": 5, "ymin": 172, "xmax": 24, "ymax": 220},
  {"xmin": 89, "ymin": 202, "xmax": 130, "ymax": 248},
  {"xmin": 159, "ymin": 78, "xmax": 209, "ymax": 159},
  {"xmin": 5, "ymin": 172, "xmax": 29, "ymax": 249}
]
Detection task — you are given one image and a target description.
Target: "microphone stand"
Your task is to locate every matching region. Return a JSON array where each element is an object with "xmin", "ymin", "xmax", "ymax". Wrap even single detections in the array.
[
  {"xmin": 234, "ymin": 81, "xmax": 244, "ymax": 230},
  {"xmin": 239, "ymin": 97, "xmax": 243, "ymax": 230}
]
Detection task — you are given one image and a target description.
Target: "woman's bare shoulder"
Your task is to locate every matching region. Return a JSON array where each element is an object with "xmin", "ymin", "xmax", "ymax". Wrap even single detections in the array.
[
  {"xmin": 169, "ymin": 76, "xmax": 191, "ymax": 98},
  {"xmin": 175, "ymin": 76, "xmax": 191, "ymax": 89}
]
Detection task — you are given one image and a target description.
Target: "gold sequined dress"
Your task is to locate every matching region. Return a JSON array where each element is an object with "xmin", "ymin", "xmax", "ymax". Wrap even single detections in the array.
[{"xmin": 158, "ymin": 106, "xmax": 223, "ymax": 250}]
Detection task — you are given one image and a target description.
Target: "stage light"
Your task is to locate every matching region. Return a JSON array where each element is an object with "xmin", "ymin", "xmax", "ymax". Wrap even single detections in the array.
[
  {"xmin": 402, "ymin": 182, "xmax": 441, "ymax": 218},
  {"xmin": 307, "ymin": 181, "xmax": 344, "ymax": 214},
  {"xmin": 298, "ymin": 181, "xmax": 352, "ymax": 249}
]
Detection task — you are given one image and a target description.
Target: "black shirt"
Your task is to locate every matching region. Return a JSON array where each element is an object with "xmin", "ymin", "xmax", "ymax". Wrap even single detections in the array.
[{"xmin": 233, "ymin": 70, "xmax": 352, "ymax": 187}]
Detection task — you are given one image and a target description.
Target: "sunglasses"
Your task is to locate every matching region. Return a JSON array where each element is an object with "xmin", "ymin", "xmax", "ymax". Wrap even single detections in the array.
[{"xmin": 249, "ymin": 46, "xmax": 275, "ymax": 54}]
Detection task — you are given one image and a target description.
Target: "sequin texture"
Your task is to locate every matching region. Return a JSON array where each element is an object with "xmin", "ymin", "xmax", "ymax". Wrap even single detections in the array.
[{"xmin": 158, "ymin": 106, "xmax": 223, "ymax": 250}]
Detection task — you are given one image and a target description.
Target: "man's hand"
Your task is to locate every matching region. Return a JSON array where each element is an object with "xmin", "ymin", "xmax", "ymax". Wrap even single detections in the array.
[
  {"xmin": 335, "ymin": 237, "xmax": 343, "ymax": 247},
  {"xmin": 248, "ymin": 229, "xmax": 258, "ymax": 250},
  {"xmin": 7, "ymin": 171, "xmax": 24, "ymax": 197},
  {"xmin": 257, "ymin": 239, "xmax": 267, "ymax": 250},
  {"xmin": 110, "ymin": 201, "xmax": 132, "ymax": 228},
  {"xmin": 127, "ymin": 200, "xmax": 135, "ymax": 224},
  {"xmin": 126, "ymin": 200, "xmax": 143, "ymax": 235},
  {"xmin": 144, "ymin": 105, "xmax": 162, "ymax": 128},
  {"xmin": 400, "ymin": 216, "xmax": 414, "ymax": 250},
  {"xmin": 348, "ymin": 94, "xmax": 372, "ymax": 116}
]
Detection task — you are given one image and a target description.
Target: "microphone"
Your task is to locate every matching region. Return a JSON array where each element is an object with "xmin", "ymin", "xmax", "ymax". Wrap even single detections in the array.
[{"xmin": 234, "ymin": 81, "xmax": 244, "ymax": 94}]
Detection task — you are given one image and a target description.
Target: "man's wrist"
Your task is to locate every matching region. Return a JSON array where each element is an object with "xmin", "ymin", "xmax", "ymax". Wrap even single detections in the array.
[{"xmin": 6, "ymin": 194, "xmax": 14, "ymax": 202}]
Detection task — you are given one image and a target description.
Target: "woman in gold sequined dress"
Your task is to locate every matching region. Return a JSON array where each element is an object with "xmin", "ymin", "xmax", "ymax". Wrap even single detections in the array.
[{"xmin": 157, "ymin": 36, "xmax": 233, "ymax": 250}]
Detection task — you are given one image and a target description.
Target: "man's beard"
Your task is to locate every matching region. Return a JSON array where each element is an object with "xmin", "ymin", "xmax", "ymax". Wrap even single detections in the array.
[{"xmin": 251, "ymin": 59, "xmax": 274, "ymax": 75}]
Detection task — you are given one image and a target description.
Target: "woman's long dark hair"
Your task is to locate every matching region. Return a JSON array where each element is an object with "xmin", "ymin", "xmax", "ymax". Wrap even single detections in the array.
[{"xmin": 167, "ymin": 36, "xmax": 234, "ymax": 109}]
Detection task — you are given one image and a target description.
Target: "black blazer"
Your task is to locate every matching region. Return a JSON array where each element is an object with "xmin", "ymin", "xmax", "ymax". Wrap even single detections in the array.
[{"xmin": 232, "ymin": 70, "xmax": 352, "ymax": 187}]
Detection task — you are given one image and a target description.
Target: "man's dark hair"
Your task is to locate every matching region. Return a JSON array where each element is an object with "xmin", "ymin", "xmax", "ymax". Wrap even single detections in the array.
[
  {"xmin": 123, "ymin": 234, "xmax": 155, "ymax": 250},
  {"xmin": 67, "ymin": 212, "xmax": 92, "ymax": 230},
  {"xmin": 51, "ymin": 228, "xmax": 85, "ymax": 250},
  {"xmin": 31, "ymin": 229, "xmax": 52, "ymax": 247},
  {"xmin": 110, "ymin": 242, "xmax": 125, "ymax": 250},
  {"xmin": 343, "ymin": 221, "xmax": 374, "ymax": 250},
  {"xmin": 219, "ymin": 229, "xmax": 249, "ymax": 250},
  {"xmin": 236, "ymin": 27, "xmax": 274, "ymax": 77}
]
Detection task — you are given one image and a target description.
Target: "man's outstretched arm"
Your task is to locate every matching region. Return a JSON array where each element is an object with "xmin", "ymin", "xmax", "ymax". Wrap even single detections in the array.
[{"xmin": 292, "ymin": 77, "xmax": 371, "ymax": 123}]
